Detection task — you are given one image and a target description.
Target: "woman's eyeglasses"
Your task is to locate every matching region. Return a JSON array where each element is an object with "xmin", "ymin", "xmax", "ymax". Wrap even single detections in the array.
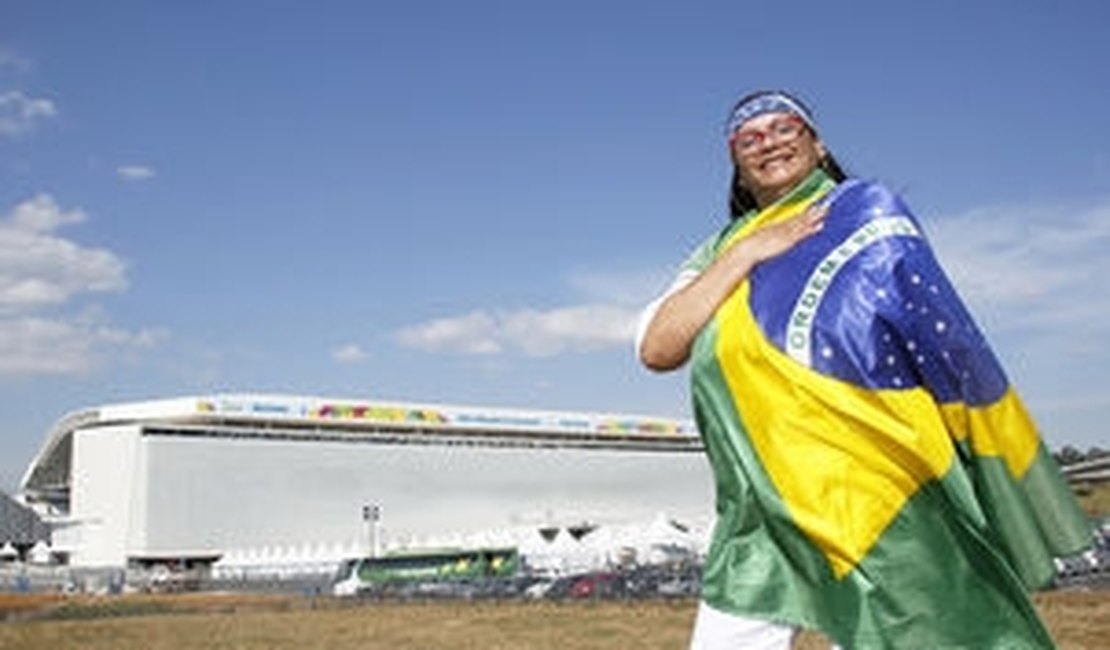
[{"xmin": 730, "ymin": 116, "xmax": 806, "ymax": 154}]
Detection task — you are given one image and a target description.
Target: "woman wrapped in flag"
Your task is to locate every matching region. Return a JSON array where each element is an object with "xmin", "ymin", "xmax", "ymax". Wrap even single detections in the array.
[{"xmin": 637, "ymin": 90, "xmax": 1093, "ymax": 649}]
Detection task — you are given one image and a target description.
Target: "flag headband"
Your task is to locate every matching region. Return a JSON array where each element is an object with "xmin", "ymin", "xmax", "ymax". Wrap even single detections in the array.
[{"xmin": 726, "ymin": 92, "xmax": 816, "ymax": 136}]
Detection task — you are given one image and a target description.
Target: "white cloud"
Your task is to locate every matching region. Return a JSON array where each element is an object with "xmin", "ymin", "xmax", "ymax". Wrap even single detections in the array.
[
  {"xmin": 0, "ymin": 194, "xmax": 127, "ymax": 313},
  {"xmin": 927, "ymin": 199, "xmax": 1110, "ymax": 340},
  {"xmin": 395, "ymin": 304, "xmax": 639, "ymax": 357},
  {"xmin": 396, "ymin": 310, "xmax": 502, "ymax": 355},
  {"xmin": 331, "ymin": 344, "xmax": 369, "ymax": 364},
  {"xmin": 501, "ymin": 304, "xmax": 638, "ymax": 356},
  {"xmin": 0, "ymin": 91, "xmax": 57, "ymax": 137},
  {"xmin": 117, "ymin": 165, "xmax": 156, "ymax": 181},
  {"xmin": 0, "ymin": 314, "xmax": 166, "ymax": 375},
  {"xmin": 8, "ymin": 193, "xmax": 86, "ymax": 232},
  {"xmin": 0, "ymin": 194, "xmax": 163, "ymax": 377},
  {"xmin": 395, "ymin": 265, "xmax": 661, "ymax": 359}
]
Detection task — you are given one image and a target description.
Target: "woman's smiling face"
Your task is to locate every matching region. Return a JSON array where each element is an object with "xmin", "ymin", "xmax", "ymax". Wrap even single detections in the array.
[{"xmin": 730, "ymin": 111, "xmax": 827, "ymax": 207}]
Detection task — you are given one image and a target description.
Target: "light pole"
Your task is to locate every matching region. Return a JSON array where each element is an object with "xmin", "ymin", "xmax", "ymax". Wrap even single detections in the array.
[{"xmin": 362, "ymin": 503, "xmax": 381, "ymax": 558}]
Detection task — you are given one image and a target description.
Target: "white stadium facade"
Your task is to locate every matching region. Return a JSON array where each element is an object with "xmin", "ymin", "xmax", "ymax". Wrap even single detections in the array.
[{"xmin": 18, "ymin": 394, "xmax": 713, "ymax": 571}]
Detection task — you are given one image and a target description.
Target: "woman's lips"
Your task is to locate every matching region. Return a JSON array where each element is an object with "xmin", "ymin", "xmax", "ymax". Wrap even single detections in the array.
[{"xmin": 760, "ymin": 153, "xmax": 794, "ymax": 172}]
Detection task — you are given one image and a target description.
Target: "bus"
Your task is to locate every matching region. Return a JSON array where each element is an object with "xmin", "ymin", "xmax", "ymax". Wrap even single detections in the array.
[{"xmin": 332, "ymin": 547, "xmax": 521, "ymax": 596}]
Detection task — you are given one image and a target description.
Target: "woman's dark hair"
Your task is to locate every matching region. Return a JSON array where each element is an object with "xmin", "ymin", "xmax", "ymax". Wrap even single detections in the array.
[{"xmin": 726, "ymin": 90, "xmax": 849, "ymax": 218}]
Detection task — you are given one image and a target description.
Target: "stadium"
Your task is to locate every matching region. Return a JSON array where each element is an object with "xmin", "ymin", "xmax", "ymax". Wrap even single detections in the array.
[{"xmin": 15, "ymin": 393, "xmax": 713, "ymax": 579}]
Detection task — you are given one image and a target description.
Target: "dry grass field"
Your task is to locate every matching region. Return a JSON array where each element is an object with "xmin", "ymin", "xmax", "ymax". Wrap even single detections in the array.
[
  {"xmin": 0, "ymin": 485, "xmax": 1103, "ymax": 649},
  {"xmin": 0, "ymin": 590, "xmax": 1106, "ymax": 650}
]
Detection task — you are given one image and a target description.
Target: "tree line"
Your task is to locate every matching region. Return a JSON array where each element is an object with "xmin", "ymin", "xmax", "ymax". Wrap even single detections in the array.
[{"xmin": 1052, "ymin": 446, "xmax": 1109, "ymax": 466}]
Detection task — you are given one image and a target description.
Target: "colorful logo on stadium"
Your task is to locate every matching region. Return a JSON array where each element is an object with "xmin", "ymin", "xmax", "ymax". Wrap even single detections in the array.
[
  {"xmin": 313, "ymin": 403, "xmax": 449, "ymax": 425},
  {"xmin": 597, "ymin": 419, "xmax": 683, "ymax": 435}
]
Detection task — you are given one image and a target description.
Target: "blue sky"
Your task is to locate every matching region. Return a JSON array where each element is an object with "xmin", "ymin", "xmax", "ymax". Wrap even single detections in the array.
[{"xmin": 2, "ymin": 1, "xmax": 1109, "ymax": 490}]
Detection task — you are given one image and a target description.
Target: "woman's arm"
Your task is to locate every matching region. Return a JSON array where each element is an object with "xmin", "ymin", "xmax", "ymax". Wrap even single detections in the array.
[{"xmin": 639, "ymin": 205, "xmax": 827, "ymax": 372}]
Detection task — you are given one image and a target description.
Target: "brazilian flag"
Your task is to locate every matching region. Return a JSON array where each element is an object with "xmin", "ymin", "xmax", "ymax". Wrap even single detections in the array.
[{"xmin": 691, "ymin": 170, "xmax": 1092, "ymax": 648}]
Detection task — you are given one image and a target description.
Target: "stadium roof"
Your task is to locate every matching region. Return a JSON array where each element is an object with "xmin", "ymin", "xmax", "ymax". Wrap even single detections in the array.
[{"xmin": 20, "ymin": 393, "xmax": 699, "ymax": 497}]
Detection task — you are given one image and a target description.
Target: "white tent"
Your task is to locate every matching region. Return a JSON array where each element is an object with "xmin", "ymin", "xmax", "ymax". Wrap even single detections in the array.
[
  {"xmin": 0, "ymin": 541, "xmax": 18, "ymax": 561},
  {"xmin": 28, "ymin": 540, "xmax": 52, "ymax": 565},
  {"xmin": 577, "ymin": 526, "xmax": 623, "ymax": 567}
]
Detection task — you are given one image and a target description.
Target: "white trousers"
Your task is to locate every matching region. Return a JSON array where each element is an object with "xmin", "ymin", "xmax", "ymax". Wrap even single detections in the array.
[{"xmin": 689, "ymin": 601, "xmax": 843, "ymax": 650}]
